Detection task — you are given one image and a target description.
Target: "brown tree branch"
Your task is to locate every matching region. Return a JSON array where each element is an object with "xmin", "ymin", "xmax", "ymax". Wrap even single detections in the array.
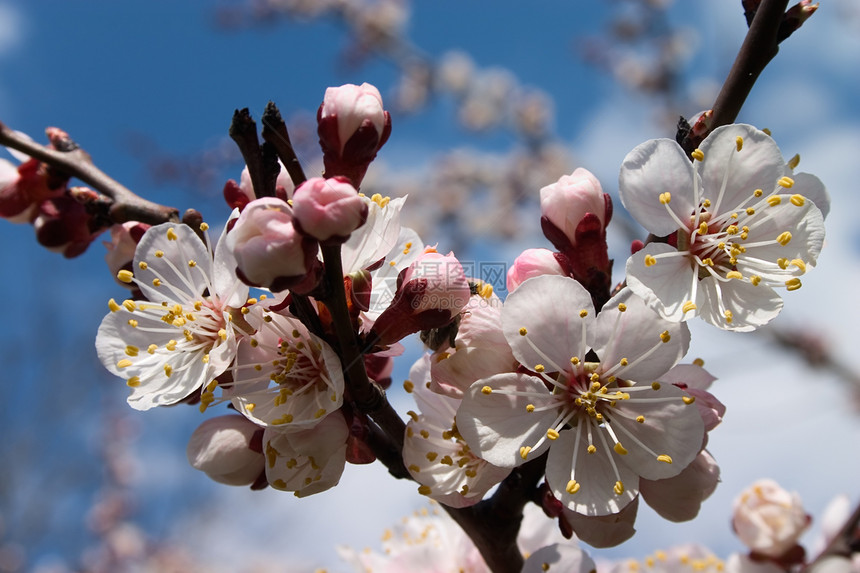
[
  {"xmin": 261, "ymin": 102, "xmax": 307, "ymax": 188},
  {"xmin": 679, "ymin": 0, "xmax": 790, "ymax": 154},
  {"xmin": 0, "ymin": 122, "xmax": 179, "ymax": 225},
  {"xmin": 319, "ymin": 243, "xmax": 410, "ymax": 479}
]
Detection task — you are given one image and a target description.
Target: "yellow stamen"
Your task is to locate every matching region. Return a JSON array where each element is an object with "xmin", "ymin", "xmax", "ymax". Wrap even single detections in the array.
[
  {"xmin": 481, "ymin": 386, "xmax": 492, "ymax": 395},
  {"xmin": 547, "ymin": 429, "xmax": 560, "ymax": 441},
  {"xmin": 166, "ymin": 227, "xmax": 178, "ymax": 240},
  {"xmin": 614, "ymin": 442, "xmax": 628, "ymax": 455},
  {"xmin": 519, "ymin": 446, "xmax": 531, "ymax": 460},
  {"xmin": 691, "ymin": 149, "xmax": 704, "ymax": 161},
  {"xmin": 644, "ymin": 255, "xmax": 657, "ymax": 267},
  {"xmin": 767, "ymin": 196, "xmax": 782, "ymax": 206},
  {"xmin": 785, "ymin": 278, "xmax": 802, "ymax": 291},
  {"xmin": 117, "ymin": 270, "xmax": 134, "ymax": 284},
  {"xmin": 778, "ymin": 176, "xmax": 794, "ymax": 188},
  {"xmin": 790, "ymin": 194, "xmax": 806, "ymax": 206},
  {"xmin": 726, "ymin": 271, "xmax": 743, "ymax": 280},
  {"xmin": 657, "ymin": 454, "xmax": 673, "ymax": 464},
  {"xmin": 776, "ymin": 231, "xmax": 792, "ymax": 246},
  {"xmin": 659, "ymin": 192, "xmax": 671, "ymax": 204},
  {"xmin": 735, "ymin": 136, "xmax": 743, "ymax": 152},
  {"xmin": 614, "ymin": 481, "xmax": 625, "ymax": 495},
  {"xmin": 682, "ymin": 301, "xmax": 696, "ymax": 313},
  {"xmin": 660, "ymin": 331, "xmax": 670, "ymax": 343}
]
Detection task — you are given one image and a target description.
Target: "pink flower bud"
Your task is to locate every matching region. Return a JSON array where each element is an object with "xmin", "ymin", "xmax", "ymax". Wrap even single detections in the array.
[
  {"xmin": 186, "ymin": 415, "xmax": 264, "ymax": 486},
  {"xmin": 539, "ymin": 168, "xmax": 608, "ymax": 251},
  {"xmin": 370, "ymin": 249, "xmax": 471, "ymax": 345},
  {"xmin": 506, "ymin": 248, "xmax": 566, "ymax": 292},
  {"xmin": 291, "ymin": 176, "xmax": 368, "ymax": 244},
  {"xmin": 0, "ymin": 157, "xmax": 63, "ymax": 223},
  {"xmin": 33, "ymin": 194, "xmax": 102, "ymax": 258},
  {"xmin": 104, "ymin": 221, "xmax": 150, "ymax": 287},
  {"xmin": 317, "ymin": 83, "xmax": 392, "ymax": 188},
  {"xmin": 227, "ymin": 197, "xmax": 320, "ymax": 293},
  {"xmin": 732, "ymin": 479, "xmax": 810, "ymax": 558}
]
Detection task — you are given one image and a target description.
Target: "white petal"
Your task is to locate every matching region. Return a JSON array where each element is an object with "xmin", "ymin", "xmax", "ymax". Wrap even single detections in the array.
[
  {"xmin": 640, "ymin": 449, "xmax": 720, "ymax": 522},
  {"xmin": 563, "ymin": 496, "xmax": 639, "ymax": 548},
  {"xmin": 502, "ymin": 275, "xmax": 594, "ymax": 375},
  {"xmin": 211, "ymin": 210, "xmax": 249, "ymax": 309},
  {"xmin": 590, "ymin": 288, "xmax": 690, "ymax": 383},
  {"xmin": 365, "ymin": 226, "xmax": 423, "ymax": 320},
  {"xmin": 625, "ymin": 243, "xmax": 697, "ymax": 322},
  {"xmin": 699, "ymin": 124, "xmax": 784, "ymax": 215},
  {"xmin": 133, "ymin": 223, "xmax": 213, "ymax": 304},
  {"xmin": 609, "ymin": 383, "xmax": 704, "ymax": 480},
  {"xmin": 0, "ymin": 157, "xmax": 17, "ymax": 186},
  {"xmin": 546, "ymin": 426, "xmax": 638, "ymax": 517},
  {"xmin": 522, "ymin": 543, "xmax": 597, "ymax": 573},
  {"xmin": 403, "ymin": 413, "xmax": 510, "ymax": 508},
  {"xmin": 697, "ymin": 276, "xmax": 783, "ymax": 332},
  {"xmin": 342, "ymin": 195, "xmax": 405, "ymax": 274},
  {"xmin": 791, "ymin": 171, "xmax": 830, "ymax": 219},
  {"xmin": 737, "ymin": 199, "xmax": 825, "ymax": 280},
  {"xmin": 657, "ymin": 363, "xmax": 716, "ymax": 391},
  {"xmin": 619, "ymin": 138, "xmax": 698, "ymax": 236},
  {"xmin": 457, "ymin": 373, "xmax": 559, "ymax": 468},
  {"xmin": 409, "ymin": 354, "xmax": 459, "ymax": 425},
  {"xmin": 430, "ymin": 346, "xmax": 517, "ymax": 399},
  {"xmin": 228, "ymin": 314, "xmax": 344, "ymax": 429},
  {"xmin": 263, "ymin": 411, "xmax": 349, "ymax": 497},
  {"xmin": 96, "ymin": 307, "xmax": 219, "ymax": 410}
]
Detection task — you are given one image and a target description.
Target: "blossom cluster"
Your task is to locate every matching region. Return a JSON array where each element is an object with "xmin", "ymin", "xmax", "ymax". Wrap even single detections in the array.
[{"xmin": 79, "ymin": 81, "xmax": 831, "ymax": 565}]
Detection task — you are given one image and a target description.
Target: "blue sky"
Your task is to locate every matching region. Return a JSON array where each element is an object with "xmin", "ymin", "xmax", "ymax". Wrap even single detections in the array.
[{"xmin": 1, "ymin": 1, "xmax": 859, "ymax": 571}]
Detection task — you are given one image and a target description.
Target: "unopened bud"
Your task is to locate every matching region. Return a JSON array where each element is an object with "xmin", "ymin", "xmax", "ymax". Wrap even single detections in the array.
[
  {"xmin": 539, "ymin": 168, "xmax": 609, "ymax": 251},
  {"xmin": 506, "ymin": 248, "xmax": 566, "ymax": 292},
  {"xmin": 731, "ymin": 479, "xmax": 810, "ymax": 558},
  {"xmin": 291, "ymin": 176, "xmax": 368, "ymax": 244},
  {"xmin": 33, "ymin": 194, "xmax": 102, "ymax": 258},
  {"xmin": 370, "ymin": 248, "xmax": 471, "ymax": 345},
  {"xmin": 186, "ymin": 415, "xmax": 265, "ymax": 486},
  {"xmin": 227, "ymin": 197, "xmax": 321, "ymax": 293},
  {"xmin": 317, "ymin": 83, "xmax": 392, "ymax": 188}
]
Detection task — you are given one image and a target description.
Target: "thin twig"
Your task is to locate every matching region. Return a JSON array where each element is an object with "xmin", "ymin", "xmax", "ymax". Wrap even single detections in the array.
[
  {"xmin": 261, "ymin": 102, "xmax": 307, "ymax": 188},
  {"xmin": 0, "ymin": 122, "xmax": 178, "ymax": 225},
  {"xmin": 318, "ymin": 244, "xmax": 408, "ymax": 473},
  {"xmin": 679, "ymin": 0, "xmax": 789, "ymax": 154},
  {"xmin": 229, "ymin": 108, "xmax": 276, "ymax": 198}
]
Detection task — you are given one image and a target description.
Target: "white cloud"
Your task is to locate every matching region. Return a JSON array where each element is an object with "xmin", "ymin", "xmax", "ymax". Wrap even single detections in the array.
[{"xmin": 0, "ymin": 4, "xmax": 22, "ymax": 58}]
